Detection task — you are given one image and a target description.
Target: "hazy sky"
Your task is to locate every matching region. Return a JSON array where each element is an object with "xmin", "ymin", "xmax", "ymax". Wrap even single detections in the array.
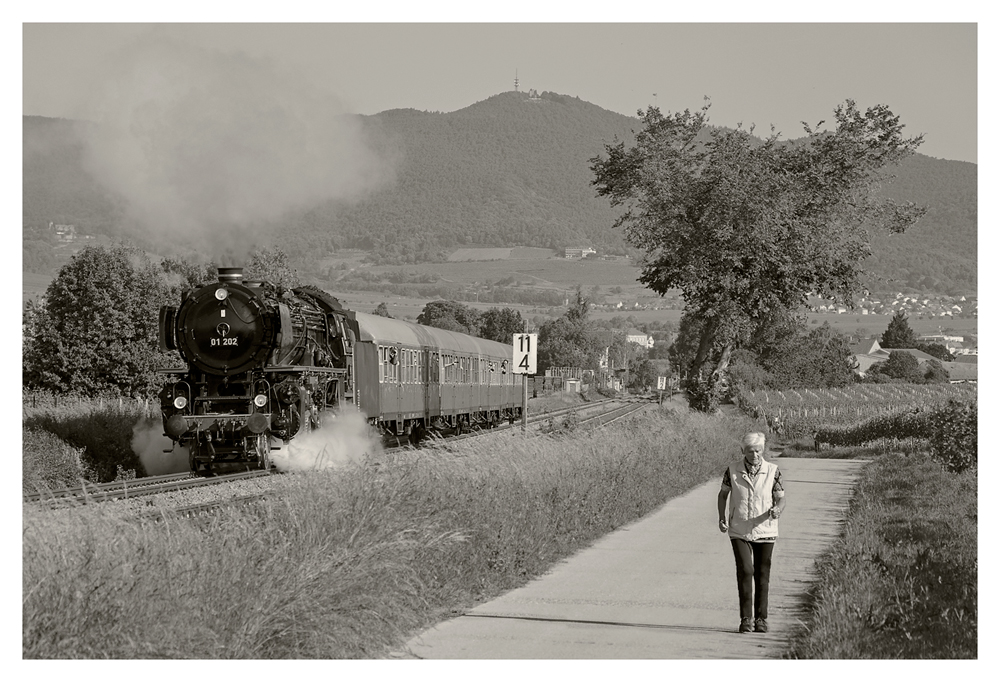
[{"xmin": 23, "ymin": 20, "xmax": 979, "ymax": 163}]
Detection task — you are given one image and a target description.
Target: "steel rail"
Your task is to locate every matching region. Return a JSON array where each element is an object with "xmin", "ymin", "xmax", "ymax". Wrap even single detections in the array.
[{"xmin": 26, "ymin": 469, "xmax": 271, "ymax": 507}]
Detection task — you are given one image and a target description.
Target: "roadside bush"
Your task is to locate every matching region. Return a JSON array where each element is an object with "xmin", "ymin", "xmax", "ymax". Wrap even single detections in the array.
[
  {"xmin": 686, "ymin": 374, "xmax": 725, "ymax": 412},
  {"xmin": 23, "ymin": 398, "xmax": 153, "ymax": 483},
  {"xmin": 814, "ymin": 399, "xmax": 977, "ymax": 470},
  {"xmin": 22, "ymin": 428, "xmax": 93, "ymax": 494},
  {"xmin": 929, "ymin": 398, "xmax": 977, "ymax": 473},
  {"xmin": 814, "ymin": 408, "xmax": 934, "ymax": 447}
]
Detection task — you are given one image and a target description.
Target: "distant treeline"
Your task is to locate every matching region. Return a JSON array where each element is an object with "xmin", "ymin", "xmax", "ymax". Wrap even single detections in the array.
[{"xmin": 22, "ymin": 95, "xmax": 976, "ymax": 294}]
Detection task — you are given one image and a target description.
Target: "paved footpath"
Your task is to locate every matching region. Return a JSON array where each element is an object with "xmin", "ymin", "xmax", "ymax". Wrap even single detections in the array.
[{"xmin": 394, "ymin": 456, "xmax": 868, "ymax": 659}]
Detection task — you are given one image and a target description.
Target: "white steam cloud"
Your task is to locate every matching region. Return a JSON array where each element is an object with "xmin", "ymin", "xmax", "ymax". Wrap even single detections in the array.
[
  {"xmin": 272, "ymin": 410, "xmax": 381, "ymax": 473},
  {"xmin": 131, "ymin": 417, "xmax": 189, "ymax": 476},
  {"xmin": 77, "ymin": 33, "xmax": 394, "ymax": 257},
  {"xmin": 131, "ymin": 409, "xmax": 381, "ymax": 476}
]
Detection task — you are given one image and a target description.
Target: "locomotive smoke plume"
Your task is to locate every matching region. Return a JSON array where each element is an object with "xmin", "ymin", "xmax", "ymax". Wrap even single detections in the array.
[
  {"xmin": 271, "ymin": 410, "xmax": 381, "ymax": 473},
  {"xmin": 131, "ymin": 417, "xmax": 190, "ymax": 476},
  {"xmin": 75, "ymin": 30, "xmax": 394, "ymax": 259}
]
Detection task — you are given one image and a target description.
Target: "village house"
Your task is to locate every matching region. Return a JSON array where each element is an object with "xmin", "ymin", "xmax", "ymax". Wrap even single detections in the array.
[{"xmin": 626, "ymin": 328, "xmax": 654, "ymax": 349}]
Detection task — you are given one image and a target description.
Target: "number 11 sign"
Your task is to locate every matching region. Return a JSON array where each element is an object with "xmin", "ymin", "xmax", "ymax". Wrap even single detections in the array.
[{"xmin": 512, "ymin": 333, "xmax": 537, "ymax": 375}]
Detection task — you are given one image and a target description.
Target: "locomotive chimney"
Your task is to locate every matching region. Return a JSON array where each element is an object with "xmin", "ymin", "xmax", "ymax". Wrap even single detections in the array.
[{"xmin": 218, "ymin": 267, "xmax": 244, "ymax": 284}]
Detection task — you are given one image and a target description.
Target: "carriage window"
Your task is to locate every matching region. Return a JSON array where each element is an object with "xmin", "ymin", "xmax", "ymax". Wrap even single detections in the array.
[{"xmin": 384, "ymin": 346, "xmax": 397, "ymax": 383}]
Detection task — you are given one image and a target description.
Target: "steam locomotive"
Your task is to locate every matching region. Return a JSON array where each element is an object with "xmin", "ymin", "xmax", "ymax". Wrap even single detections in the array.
[{"xmin": 158, "ymin": 267, "xmax": 520, "ymax": 475}]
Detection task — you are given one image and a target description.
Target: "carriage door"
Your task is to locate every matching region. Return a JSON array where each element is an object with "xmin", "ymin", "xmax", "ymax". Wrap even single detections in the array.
[
  {"xmin": 384, "ymin": 345, "xmax": 401, "ymax": 427},
  {"xmin": 426, "ymin": 350, "xmax": 439, "ymax": 423}
]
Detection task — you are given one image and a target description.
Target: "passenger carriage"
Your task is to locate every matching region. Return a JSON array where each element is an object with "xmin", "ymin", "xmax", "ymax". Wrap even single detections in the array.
[{"xmin": 351, "ymin": 312, "xmax": 520, "ymax": 441}]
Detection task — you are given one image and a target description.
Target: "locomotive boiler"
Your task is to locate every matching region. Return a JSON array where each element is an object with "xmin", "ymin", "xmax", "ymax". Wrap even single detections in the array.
[{"xmin": 158, "ymin": 267, "xmax": 357, "ymax": 475}]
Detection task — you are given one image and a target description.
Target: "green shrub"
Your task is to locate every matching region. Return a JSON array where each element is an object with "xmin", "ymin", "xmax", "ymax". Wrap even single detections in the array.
[
  {"xmin": 686, "ymin": 374, "xmax": 725, "ymax": 412},
  {"xmin": 814, "ymin": 399, "xmax": 977, "ymax": 472},
  {"xmin": 23, "ymin": 399, "xmax": 152, "ymax": 482},
  {"xmin": 929, "ymin": 398, "xmax": 977, "ymax": 473},
  {"xmin": 815, "ymin": 408, "xmax": 935, "ymax": 447},
  {"xmin": 22, "ymin": 429, "xmax": 93, "ymax": 494}
]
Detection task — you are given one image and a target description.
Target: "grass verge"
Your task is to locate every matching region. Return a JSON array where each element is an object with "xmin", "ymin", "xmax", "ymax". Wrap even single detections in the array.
[
  {"xmin": 785, "ymin": 451, "xmax": 977, "ymax": 658},
  {"xmin": 23, "ymin": 406, "xmax": 753, "ymax": 658}
]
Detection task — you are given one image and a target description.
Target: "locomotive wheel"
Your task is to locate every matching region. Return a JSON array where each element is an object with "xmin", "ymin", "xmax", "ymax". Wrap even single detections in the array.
[{"xmin": 256, "ymin": 434, "xmax": 272, "ymax": 471}]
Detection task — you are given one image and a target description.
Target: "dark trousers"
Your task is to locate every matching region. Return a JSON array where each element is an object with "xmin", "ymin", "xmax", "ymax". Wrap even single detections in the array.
[{"xmin": 730, "ymin": 539, "xmax": 774, "ymax": 620}]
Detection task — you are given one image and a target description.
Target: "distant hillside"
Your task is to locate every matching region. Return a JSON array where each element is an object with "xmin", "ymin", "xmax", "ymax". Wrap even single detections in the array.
[{"xmin": 22, "ymin": 92, "xmax": 977, "ymax": 294}]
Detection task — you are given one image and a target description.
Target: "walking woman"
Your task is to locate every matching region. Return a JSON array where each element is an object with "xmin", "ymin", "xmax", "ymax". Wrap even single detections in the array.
[{"xmin": 717, "ymin": 431, "xmax": 786, "ymax": 633}]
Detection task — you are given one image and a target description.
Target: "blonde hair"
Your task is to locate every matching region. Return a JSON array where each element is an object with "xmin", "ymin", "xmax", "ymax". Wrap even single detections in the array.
[{"xmin": 741, "ymin": 432, "xmax": 766, "ymax": 449}]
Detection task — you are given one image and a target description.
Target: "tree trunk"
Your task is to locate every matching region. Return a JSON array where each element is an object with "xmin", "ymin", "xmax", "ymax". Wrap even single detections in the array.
[
  {"xmin": 712, "ymin": 343, "xmax": 733, "ymax": 377},
  {"xmin": 691, "ymin": 316, "xmax": 719, "ymax": 375}
]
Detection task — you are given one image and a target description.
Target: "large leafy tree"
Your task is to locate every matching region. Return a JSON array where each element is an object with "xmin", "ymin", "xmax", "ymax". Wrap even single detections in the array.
[
  {"xmin": 23, "ymin": 244, "xmax": 173, "ymax": 397},
  {"xmin": 591, "ymin": 99, "xmax": 925, "ymax": 409},
  {"xmin": 723, "ymin": 318, "xmax": 856, "ymax": 393},
  {"xmin": 478, "ymin": 307, "xmax": 525, "ymax": 344},
  {"xmin": 917, "ymin": 342, "xmax": 954, "ymax": 362},
  {"xmin": 537, "ymin": 289, "xmax": 603, "ymax": 374},
  {"xmin": 417, "ymin": 300, "xmax": 481, "ymax": 335},
  {"xmin": 770, "ymin": 322, "xmax": 857, "ymax": 389},
  {"xmin": 245, "ymin": 246, "xmax": 300, "ymax": 289},
  {"xmin": 867, "ymin": 350, "xmax": 923, "ymax": 383}
]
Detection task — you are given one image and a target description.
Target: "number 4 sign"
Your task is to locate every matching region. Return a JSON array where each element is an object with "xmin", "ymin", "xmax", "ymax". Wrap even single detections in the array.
[{"xmin": 512, "ymin": 333, "xmax": 537, "ymax": 375}]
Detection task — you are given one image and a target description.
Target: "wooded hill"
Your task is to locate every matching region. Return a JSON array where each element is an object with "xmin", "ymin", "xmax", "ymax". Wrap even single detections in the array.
[{"xmin": 22, "ymin": 91, "xmax": 977, "ymax": 294}]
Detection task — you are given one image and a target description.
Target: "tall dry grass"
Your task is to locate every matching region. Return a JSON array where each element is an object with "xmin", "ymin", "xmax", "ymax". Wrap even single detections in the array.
[{"xmin": 23, "ymin": 406, "xmax": 753, "ymax": 658}]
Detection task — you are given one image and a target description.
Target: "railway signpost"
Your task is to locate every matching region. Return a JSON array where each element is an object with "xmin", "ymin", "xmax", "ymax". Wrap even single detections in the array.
[{"xmin": 513, "ymin": 333, "xmax": 537, "ymax": 432}]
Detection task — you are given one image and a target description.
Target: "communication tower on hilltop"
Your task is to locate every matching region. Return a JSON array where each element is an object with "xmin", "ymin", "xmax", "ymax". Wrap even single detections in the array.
[{"xmin": 514, "ymin": 70, "xmax": 519, "ymax": 92}]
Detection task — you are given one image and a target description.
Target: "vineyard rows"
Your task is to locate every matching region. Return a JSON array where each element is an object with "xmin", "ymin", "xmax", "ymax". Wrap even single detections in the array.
[{"xmin": 734, "ymin": 383, "xmax": 977, "ymax": 438}]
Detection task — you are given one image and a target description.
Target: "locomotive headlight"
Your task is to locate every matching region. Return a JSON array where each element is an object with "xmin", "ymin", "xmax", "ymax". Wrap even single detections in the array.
[
  {"xmin": 173, "ymin": 396, "xmax": 188, "ymax": 409},
  {"xmin": 215, "ymin": 287, "xmax": 229, "ymax": 301},
  {"xmin": 253, "ymin": 394, "xmax": 268, "ymax": 408}
]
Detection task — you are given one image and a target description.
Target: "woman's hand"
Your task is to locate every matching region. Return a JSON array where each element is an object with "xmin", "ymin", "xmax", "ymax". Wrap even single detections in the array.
[
  {"xmin": 769, "ymin": 507, "xmax": 782, "ymax": 520},
  {"xmin": 718, "ymin": 519, "xmax": 728, "ymax": 533}
]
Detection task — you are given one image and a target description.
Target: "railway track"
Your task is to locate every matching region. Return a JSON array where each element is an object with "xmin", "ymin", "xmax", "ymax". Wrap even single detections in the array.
[
  {"xmin": 150, "ymin": 399, "xmax": 652, "ymax": 522},
  {"xmin": 25, "ymin": 398, "xmax": 650, "ymax": 516},
  {"xmin": 24, "ymin": 469, "xmax": 271, "ymax": 507}
]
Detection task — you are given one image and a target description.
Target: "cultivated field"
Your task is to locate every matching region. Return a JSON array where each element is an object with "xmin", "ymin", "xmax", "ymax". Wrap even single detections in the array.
[{"xmin": 736, "ymin": 383, "xmax": 977, "ymax": 439}]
